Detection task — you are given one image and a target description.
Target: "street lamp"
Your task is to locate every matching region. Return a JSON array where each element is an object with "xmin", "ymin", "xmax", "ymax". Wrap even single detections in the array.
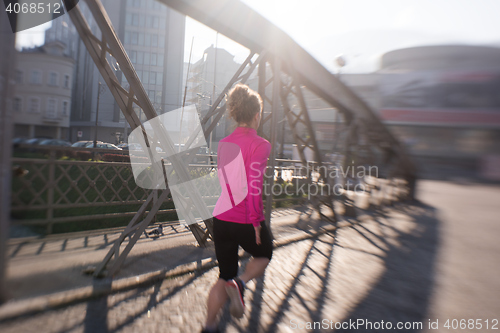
[
  {"xmin": 333, "ymin": 55, "xmax": 346, "ymax": 156},
  {"xmin": 196, "ymin": 92, "xmax": 213, "ymax": 152},
  {"xmin": 335, "ymin": 54, "xmax": 346, "ymax": 73},
  {"xmin": 93, "ymin": 82, "xmax": 106, "ymax": 148}
]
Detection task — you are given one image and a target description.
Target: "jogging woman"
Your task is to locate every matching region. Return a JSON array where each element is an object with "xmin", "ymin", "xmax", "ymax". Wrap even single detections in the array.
[{"xmin": 202, "ymin": 84, "xmax": 273, "ymax": 333}]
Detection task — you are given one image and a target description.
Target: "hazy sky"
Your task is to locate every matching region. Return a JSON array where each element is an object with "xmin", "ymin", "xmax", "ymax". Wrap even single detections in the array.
[
  {"xmin": 15, "ymin": 0, "xmax": 500, "ymax": 73},
  {"xmin": 186, "ymin": 0, "xmax": 500, "ymax": 72},
  {"xmin": 245, "ymin": 0, "xmax": 500, "ymax": 47}
]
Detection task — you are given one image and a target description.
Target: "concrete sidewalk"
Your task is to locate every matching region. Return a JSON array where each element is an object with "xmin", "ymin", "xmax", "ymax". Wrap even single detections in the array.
[
  {"xmin": 1, "ymin": 180, "xmax": 499, "ymax": 333},
  {"xmin": 0, "ymin": 204, "xmax": 336, "ymax": 320}
]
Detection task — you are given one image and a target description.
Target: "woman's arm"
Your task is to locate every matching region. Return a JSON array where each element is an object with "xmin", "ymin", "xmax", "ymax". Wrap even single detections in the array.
[{"xmin": 247, "ymin": 141, "xmax": 271, "ymax": 228}]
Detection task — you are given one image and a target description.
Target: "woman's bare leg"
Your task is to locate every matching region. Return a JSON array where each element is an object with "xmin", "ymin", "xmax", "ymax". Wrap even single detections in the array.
[
  {"xmin": 204, "ymin": 278, "xmax": 228, "ymax": 329},
  {"xmin": 239, "ymin": 257, "xmax": 270, "ymax": 284}
]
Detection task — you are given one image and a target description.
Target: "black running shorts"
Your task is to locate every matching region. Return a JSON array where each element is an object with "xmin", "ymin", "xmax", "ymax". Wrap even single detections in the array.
[{"xmin": 213, "ymin": 217, "xmax": 273, "ymax": 281}]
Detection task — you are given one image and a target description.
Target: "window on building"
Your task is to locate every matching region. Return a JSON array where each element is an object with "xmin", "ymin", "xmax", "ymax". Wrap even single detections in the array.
[
  {"xmin": 126, "ymin": 13, "xmax": 132, "ymax": 25},
  {"xmin": 159, "ymin": 17, "xmax": 166, "ymax": 30},
  {"xmin": 29, "ymin": 98, "xmax": 40, "ymax": 113},
  {"xmin": 153, "ymin": 17, "xmax": 159, "ymax": 28},
  {"xmin": 62, "ymin": 101, "xmax": 69, "ymax": 116},
  {"xmin": 132, "ymin": 0, "xmax": 140, "ymax": 8},
  {"xmin": 47, "ymin": 99, "xmax": 57, "ymax": 118},
  {"xmin": 121, "ymin": 74, "xmax": 128, "ymax": 87},
  {"xmin": 132, "ymin": 14, "xmax": 139, "ymax": 26},
  {"xmin": 158, "ymin": 53, "xmax": 164, "ymax": 67},
  {"xmin": 157, "ymin": 72, "xmax": 163, "ymax": 85},
  {"xmin": 159, "ymin": 36, "xmax": 165, "ymax": 48},
  {"xmin": 47, "ymin": 31, "xmax": 55, "ymax": 41},
  {"xmin": 145, "ymin": 34, "xmax": 151, "ymax": 47},
  {"xmin": 138, "ymin": 33, "xmax": 144, "ymax": 46},
  {"xmin": 151, "ymin": 53, "xmax": 157, "ymax": 66},
  {"xmin": 131, "ymin": 32, "xmax": 138, "ymax": 45},
  {"xmin": 13, "ymin": 97, "xmax": 22, "ymax": 112},
  {"xmin": 130, "ymin": 51, "xmax": 137, "ymax": 64},
  {"xmin": 64, "ymin": 74, "xmax": 70, "ymax": 88},
  {"xmin": 15, "ymin": 70, "xmax": 23, "ymax": 84},
  {"xmin": 30, "ymin": 70, "xmax": 42, "ymax": 85},
  {"xmin": 137, "ymin": 52, "xmax": 143, "ymax": 64},
  {"xmin": 143, "ymin": 71, "xmax": 149, "ymax": 84},
  {"xmin": 139, "ymin": 15, "xmax": 145, "ymax": 27},
  {"xmin": 155, "ymin": 91, "xmax": 162, "ymax": 104},
  {"xmin": 144, "ymin": 52, "xmax": 150, "ymax": 65},
  {"xmin": 124, "ymin": 31, "xmax": 130, "ymax": 44},
  {"xmin": 134, "ymin": 106, "xmax": 144, "ymax": 122},
  {"xmin": 48, "ymin": 72, "xmax": 58, "ymax": 86},
  {"xmin": 151, "ymin": 34, "xmax": 158, "ymax": 47},
  {"xmin": 150, "ymin": 72, "xmax": 156, "ymax": 85}
]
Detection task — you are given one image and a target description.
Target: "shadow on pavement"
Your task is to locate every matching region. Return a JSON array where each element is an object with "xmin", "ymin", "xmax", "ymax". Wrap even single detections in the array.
[
  {"xmin": 6, "ymin": 242, "xmax": 214, "ymax": 300},
  {"xmin": 84, "ymin": 280, "xmax": 111, "ymax": 333},
  {"xmin": 338, "ymin": 201, "xmax": 440, "ymax": 332},
  {"xmin": 223, "ymin": 200, "xmax": 440, "ymax": 333},
  {"xmin": 0, "ymin": 201, "xmax": 440, "ymax": 333}
]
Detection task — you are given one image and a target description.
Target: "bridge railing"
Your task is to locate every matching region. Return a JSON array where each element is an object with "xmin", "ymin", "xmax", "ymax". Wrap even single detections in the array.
[
  {"xmin": 11, "ymin": 146, "xmax": 410, "ymax": 235},
  {"xmin": 11, "ymin": 145, "xmax": 213, "ymax": 234},
  {"xmin": 10, "ymin": 146, "xmax": 303, "ymax": 235}
]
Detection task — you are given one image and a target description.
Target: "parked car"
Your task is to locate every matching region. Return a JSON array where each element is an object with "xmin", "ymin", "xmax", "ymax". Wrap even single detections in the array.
[
  {"xmin": 192, "ymin": 146, "xmax": 212, "ymax": 164},
  {"xmin": 117, "ymin": 143, "xmax": 143, "ymax": 151},
  {"xmin": 25, "ymin": 137, "xmax": 51, "ymax": 145},
  {"xmin": 12, "ymin": 137, "xmax": 30, "ymax": 148},
  {"xmin": 72, "ymin": 140, "xmax": 101, "ymax": 148},
  {"xmin": 85, "ymin": 142, "xmax": 122, "ymax": 150},
  {"xmin": 39, "ymin": 139, "xmax": 72, "ymax": 147}
]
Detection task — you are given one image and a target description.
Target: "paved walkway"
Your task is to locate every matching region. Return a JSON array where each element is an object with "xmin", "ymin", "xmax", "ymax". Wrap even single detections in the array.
[
  {"xmin": 0, "ymin": 180, "xmax": 499, "ymax": 332},
  {"xmin": 4, "ymin": 206, "xmax": 317, "ymax": 300}
]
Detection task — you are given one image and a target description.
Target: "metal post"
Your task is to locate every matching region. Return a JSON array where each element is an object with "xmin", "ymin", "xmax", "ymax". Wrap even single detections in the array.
[
  {"xmin": 46, "ymin": 150, "xmax": 56, "ymax": 234},
  {"xmin": 0, "ymin": 8, "xmax": 16, "ymax": 303},
  {"xmin": 264, "ymin": 55, "xmax": 281, "ymax": 237},
  {"xmin": 210, "ymin": 34, "xmax": 218, "ymax": 147},
  {"xmin": 93, "ymin": 82, "xmax": 102, "ymax": 148},
  {"xmin": 182, "ymin": 37, "xmax": 194, "ymax": 108},
  {"xmin": 123, "ymin": 117, "xmax": 127, "ymax": 143},
  {"xmin": 257, "ymin": 53, "xmax": 267, "ymax": 137}
]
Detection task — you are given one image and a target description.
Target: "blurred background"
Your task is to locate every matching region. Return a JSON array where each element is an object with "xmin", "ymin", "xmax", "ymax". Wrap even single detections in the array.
[
  {"xmin": 6, "ymin": 0, "xmax": 500, "ymax": 180},
  {"xmin": 0, "ymin": 0, "xmax": 499, "ymax": 331}
]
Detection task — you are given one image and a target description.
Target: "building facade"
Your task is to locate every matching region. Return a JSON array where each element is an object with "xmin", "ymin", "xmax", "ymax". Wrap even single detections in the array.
[
  {"xmin": 13, "ymin": 41, "xmax": 74, "ymax": 140},
  {"xmin": 341, "ymin": 44, "xmax": 500, "ymax": 179},
  {"xmin": 186, "ymin": 45, "xmax": 242, "ymax": 147},
  {"xmin": 45, "ymin": 0, "xmax": 185, "ymax": 144}
]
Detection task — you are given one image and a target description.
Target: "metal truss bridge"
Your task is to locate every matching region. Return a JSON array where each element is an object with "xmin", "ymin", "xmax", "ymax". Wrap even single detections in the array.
[{"xmin": 61, "ymin": 0, "xmax": 416, "ymax": 277}]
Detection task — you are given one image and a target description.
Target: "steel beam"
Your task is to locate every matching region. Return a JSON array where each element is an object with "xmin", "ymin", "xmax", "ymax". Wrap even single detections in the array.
[
  {"xmin": 279, "ymin": 78, "xmax": 337, "ymax": 222},
  {"xmin": 159, "ymin": 0, "xmax": 416, "ymax": 178},
  {"xmin": 64, "ymin": 0, "xmax": 217, "ymax": 276},
  {"xmin": 263, "ymin": 56, "xmax": 281, "ymax": 236}
]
